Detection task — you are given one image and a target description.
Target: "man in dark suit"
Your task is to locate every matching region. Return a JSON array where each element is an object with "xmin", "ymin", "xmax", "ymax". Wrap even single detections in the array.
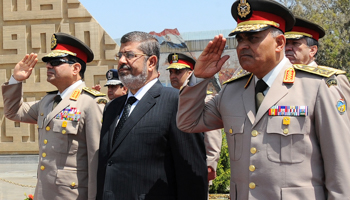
[{"xmin": 96, "ymin": 31, "xmax": 208, "ymax": 200}]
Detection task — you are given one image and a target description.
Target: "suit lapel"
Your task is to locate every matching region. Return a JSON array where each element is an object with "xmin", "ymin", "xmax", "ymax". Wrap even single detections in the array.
[
  {"xmin": 253, "ymin": 63, "xmax": 292, "ymax": 126},
  {"xmin": 109, "ymin": 81, "xmax": 162, "ymax": 157}
]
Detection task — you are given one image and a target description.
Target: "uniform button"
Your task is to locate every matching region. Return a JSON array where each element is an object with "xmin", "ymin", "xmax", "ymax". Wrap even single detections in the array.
[
  {"xmin": 40, "ymin": 113, "xmax": 44, "ymax": 116},
  {"xmin": 249, "ymin": 165, "xmax": 256, "ymax": 172},
  {"xmin": 229, "ymin": 129, "xmax": 233, "ymax": 134},
  {"xmin": 62, "ymin": 130, "xmax": 66, "ymax": 134},
  {"xmin": 283, "ymin": 128, "xmax": 289, "ymax": 134},
  {"xmin": 42, "ymin": 153, "xmax": 46, "ymax": 158},
  {"xmin": 40, "ymin": 165, "xmax": 45, "ymax": 170},
  {"xmin": 71, "ymin": 182, "xmax": 76, "ymax": 187},
  {"xmin": 250, "ymin": 147, "xmax": 257, "ymax": 154},
  {"xmin": 249, "ymin": 182, "xmax": 256, "ymax": 189},
  {"xmin": 108, "ymin": 161, "xmax": 113, "ymax": 166},
  {"xmin": 45, "ymin": 126, "xmax": 50, "ymax": 131},
  {"xmin": 44, "ymin": 139, "xmax": 48, "ymax": 144},
  {"xmin": 251, "ymin": 130, "xmax": 258, "ymax": 137}
]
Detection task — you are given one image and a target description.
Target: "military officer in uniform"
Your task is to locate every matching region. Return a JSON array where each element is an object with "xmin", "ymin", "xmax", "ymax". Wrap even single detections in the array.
[
  {"xmin": 285, "ymin": 17, "xmax": 350, "ymax": 116},
  {"xmin": 104, "ymin": 69, "xmax": 128, "ymax": 100},
  {"xmin": 167, "ymin": 53, "xmax": 222, "ymax": 185},
  {"xmin": 2, "ymin": 32, "xmax": 107, "ymax": 200},
  {"xmin": 176, "ymin": 0, "xmax": 350, "ymax": 199}
]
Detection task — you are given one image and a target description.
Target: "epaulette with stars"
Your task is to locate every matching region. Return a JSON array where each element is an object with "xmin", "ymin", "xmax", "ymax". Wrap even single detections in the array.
[{"xmin": 82, "ymin": 87, "xmax": 106, "ymax": 97}]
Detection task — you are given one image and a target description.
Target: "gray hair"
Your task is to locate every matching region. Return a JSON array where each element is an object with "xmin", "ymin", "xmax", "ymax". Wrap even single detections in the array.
[
  {"xmin": 270, "ymin": 27, "xmax": 284, "ymax": 38},
  {"xmin": 120, "ymin": 31, "xmax": 160, "ymax": 70},
  {"xmin": 305, "ymin": 37, "xmax": 319, "ymax": 57}
]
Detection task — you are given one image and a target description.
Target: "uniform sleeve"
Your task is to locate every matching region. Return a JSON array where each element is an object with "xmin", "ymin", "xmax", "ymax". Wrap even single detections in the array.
[
  {"xmin": 335, "ymin": 74, "xmax": 350, "ymax": 118},
  {"xmin": 314, "ymin": 79, "xmax": 350, "ymax": 199},
  {"xmin": 204, "ymin": 129, "xmax": 222, "ymax": 171},
  {"xmin": 2, "ymin": 82, "xmax": 39, "ymax": 123},
  {"xmin": 85, "ymin": 96, "xmax": 106, "ymax": 200},
  {"xmin": 177, "ymin": 77, "xmax": 223, "ymax": 133}
]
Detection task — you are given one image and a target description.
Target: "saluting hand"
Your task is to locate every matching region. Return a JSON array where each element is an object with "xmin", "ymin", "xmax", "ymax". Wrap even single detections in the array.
[
  {"xmin": 194, "ymin": 34, "xmax": 230, "ymax": 78},
  {"xmin": 13, "ymin": 53, "xmax": 38, "ymax": 81}
]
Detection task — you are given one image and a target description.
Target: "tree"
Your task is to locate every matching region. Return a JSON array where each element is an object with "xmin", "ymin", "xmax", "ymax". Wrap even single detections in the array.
[{"xmin": 277, "ymin": 0, "xmax": 350, "ymax": 73}]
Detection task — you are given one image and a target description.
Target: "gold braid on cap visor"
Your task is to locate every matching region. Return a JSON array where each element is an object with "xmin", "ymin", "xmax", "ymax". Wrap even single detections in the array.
[
  {"xmin": 44, "ymin": 50, "xmax": 77, "ymax": 57},
  {"xmin": 231, "ymin": 20, "xmax": 280, "ymax": 34},
  {"xmin": 285, "ymin": 31, "xmax": 313, "ymax": 39}
]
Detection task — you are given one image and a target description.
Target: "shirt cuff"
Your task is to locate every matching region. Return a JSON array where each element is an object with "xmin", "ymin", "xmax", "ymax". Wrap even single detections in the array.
[{"xmin": 9, "ymin": 75, "xmax": 21, "ymax": 85}]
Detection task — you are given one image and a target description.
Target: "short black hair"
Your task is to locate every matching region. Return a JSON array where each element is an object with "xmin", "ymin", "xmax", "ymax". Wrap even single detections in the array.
[{"xmin": 67, "ymin": 55, "xmax": 86, "ymax": 79}]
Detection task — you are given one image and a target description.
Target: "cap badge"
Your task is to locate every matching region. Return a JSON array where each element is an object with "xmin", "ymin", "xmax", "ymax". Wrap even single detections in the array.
[
  {"xmin": 237, "ymin": 0, "xmax": 251, "ymax": 19},
  {"xmin": 172, "ymin": 54, "xmax": 179, "ymax": 63},
  {"xmin": 51, "ymin": 34, "xmax": 57, "ymax": 50},
  {"xmin": 107, "ymin": 70, "xmax": 113, "ymax": 80}
]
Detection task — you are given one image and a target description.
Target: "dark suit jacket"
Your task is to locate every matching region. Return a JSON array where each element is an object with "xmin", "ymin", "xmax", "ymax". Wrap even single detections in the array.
[{"xmin": 96, "ymin": 81, "xmax": 208, "ymax": 200}]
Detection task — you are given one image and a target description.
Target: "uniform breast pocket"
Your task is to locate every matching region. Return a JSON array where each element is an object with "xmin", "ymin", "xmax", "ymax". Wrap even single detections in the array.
[
  {"xmin": 52, "ymin": 120, "xmax": 79, "ymax": 154},
  {"xmin": 223, "ymin": 116, "xmax": 245, "ymax": 161},
  {"xmin": 266, "ymin": 116, "xmax": 307, "ymax": 163}
]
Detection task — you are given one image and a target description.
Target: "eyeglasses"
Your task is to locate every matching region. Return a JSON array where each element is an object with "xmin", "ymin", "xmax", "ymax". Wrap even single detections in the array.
[
  {"xmin": 46, "ymin": 59, "xmax": 75, "ymax": 67},
  {"xmin": 115, "ymin": 51, "xmax": 148, "ymax": 60}
]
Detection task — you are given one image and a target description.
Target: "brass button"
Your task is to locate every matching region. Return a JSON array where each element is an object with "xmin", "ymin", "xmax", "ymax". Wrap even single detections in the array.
[
  {"xmin": 62, "ymin": 130, "xmax": 66, "ymax": 134},
  {"xmin": 229, "ymin": 129, "xmax": 233, "ymax": 134},
  {"xmin": 250, "ymin": 147, "xmax": 257, "ymax": 154},
  {"xmin": 251, "ymin": 130, "xmax": 258, "ymax": 137},
  {"xmin": 283, "ymin": 128, "xmax": 289, "ymax": 134},
  {"xmin": 44, "ymin": 139, "xmax": 48, "ymax": 144},
  {"xmin": 71, "ymin": 182, "xmax": 76, "ymax": 187},
  {"xmin": 249, "ymin": 165, "xmax": 256, "ymax": 172},
  {"xmin": 249, "ymin": 182, "xmax": 256, "ymax": 189},
  {"xmin": 45, "ymin": 126, "xmax": 50, "ymax": 131},
  {"xmin": 40, "ymin": 165, "xmax": 45, "ymax": 170},
  {"xmin": 40, "ymin": 113, "xmax": 44, "ymax": 116},
  {"xmin": 42, "ymin": 153, "xmax": 46, "ymax": 158}
]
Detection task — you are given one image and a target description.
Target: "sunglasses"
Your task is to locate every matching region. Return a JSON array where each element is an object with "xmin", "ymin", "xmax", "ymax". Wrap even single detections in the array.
[
  {"xmin": 115, "ymin": 51, "xmax": 148, "ymax": 60},
  {"xmin": 46, "ymin": 59, "xmax": 75, "ymax": 67}
]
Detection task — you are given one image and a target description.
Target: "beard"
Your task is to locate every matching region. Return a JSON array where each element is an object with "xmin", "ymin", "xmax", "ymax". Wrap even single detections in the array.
[{"xmin": 118, "ymin": 62, "xmax": 148, "ymax": 90}]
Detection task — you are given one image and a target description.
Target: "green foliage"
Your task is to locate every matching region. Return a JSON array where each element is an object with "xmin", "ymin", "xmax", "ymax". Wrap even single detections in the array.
[
  {"xmin": 209, "ymin": 130, "xmax": 230, "ymax": 193},
  {"xmin": 277, "ymin": 0, "xmax": 350, "ymax": 73}
]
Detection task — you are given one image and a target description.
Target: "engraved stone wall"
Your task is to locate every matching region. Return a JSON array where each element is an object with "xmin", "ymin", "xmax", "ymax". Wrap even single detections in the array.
[{"xmin": 0, "ymin": 0, "xmax": 119, "ymax": 154}]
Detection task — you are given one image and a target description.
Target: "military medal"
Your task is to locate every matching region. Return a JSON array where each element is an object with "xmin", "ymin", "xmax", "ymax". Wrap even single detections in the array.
[
  {"xmin": 283, "ymin": 67, "xmax": 295, "ymax": 83},
  {"xmin": 337, "ymin": 99, "xmax": 346, "ymax": 114},
  {"xmin": 269, "ymin": 105, "xmax": 308, "ymax": 116}
]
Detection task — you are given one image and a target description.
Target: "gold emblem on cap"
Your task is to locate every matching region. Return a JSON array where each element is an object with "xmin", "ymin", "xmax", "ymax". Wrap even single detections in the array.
[
  {"xmin": 51, "ymin": 34, "xmax": 57, "ymax": 50},
  {"xmin": 172, "ymin": 54, "xmax": 179, "ymax": 63},
  {"xmin": 238, "ymin": 0, "xmax": 251, "ymax": 18}
]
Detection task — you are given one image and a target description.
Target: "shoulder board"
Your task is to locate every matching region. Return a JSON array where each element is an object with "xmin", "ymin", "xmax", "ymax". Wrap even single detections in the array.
[
  {"xmin": 316, "ymin": 65, "xmax": 346, "ymax": 75},
  {"xmin": 47, "ymin": 90, "xmax": 59, "ymax": 94},
  {"xmin": 223, "ymin": 70, "xmax": 252, "ymax": 85},
  {"xmin": 82, "ymin": 87, "xmax": 106, "ymax": 97},
  {"xmin": 293, "ymin": 64, "xmax": 336, "ymax": 78}
]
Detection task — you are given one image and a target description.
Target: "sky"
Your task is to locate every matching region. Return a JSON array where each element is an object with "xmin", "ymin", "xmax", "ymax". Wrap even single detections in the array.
[{"xmin": 79, "ymin": 0, "xmax": 237, "ymax": 39}]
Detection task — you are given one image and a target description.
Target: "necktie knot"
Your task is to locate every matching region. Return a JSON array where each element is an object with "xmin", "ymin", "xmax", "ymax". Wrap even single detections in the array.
[
  {"xmin": 255, "ymin": 79, "xmax": 268, "ymax": 94},
  {"xmin": 126, "ymin": 96, "xmax": 137, "ymax": 106},
  {"xmin": 52, "ymin": 95, "xmax": 62, "ymax": 110}
]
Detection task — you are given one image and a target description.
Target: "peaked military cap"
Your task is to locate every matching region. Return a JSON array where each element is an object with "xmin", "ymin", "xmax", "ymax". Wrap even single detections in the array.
[
  {"xmin": 104, "ymin": 69, "xmax": 123, "ymax": 86},
  {"xmin": 167, "ymin": 53, "xmax": 196, "ymax": 70},
  {"xmin": 229, "ymin": 0, "xmax": 295, "ymax": 36},
  {"xmin": 285, "ymin": 17, "xmax": 325, "ymax": 41},
  {"xmin": 42, "ymin": 32, "xmax": 94, "ymax": 63}
]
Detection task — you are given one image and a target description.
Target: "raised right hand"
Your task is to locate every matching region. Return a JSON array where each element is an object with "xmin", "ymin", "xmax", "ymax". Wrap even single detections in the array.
[
  {"xmin": 194, "ymin": 34, "xmax": 230, "ymax": 78},
  {"xmin": 13, "ymin": 53, "xmax": 38, "ymax": 81}
]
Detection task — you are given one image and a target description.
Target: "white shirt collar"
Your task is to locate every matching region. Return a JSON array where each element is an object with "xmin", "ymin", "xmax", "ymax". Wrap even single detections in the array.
[
  {"xmin": 255, "ymin": 56, "xmax": 289, "ymax": 88},
  {"xmin": 58, "ymin": 80, "xmax": 83, "ymax": 99}
]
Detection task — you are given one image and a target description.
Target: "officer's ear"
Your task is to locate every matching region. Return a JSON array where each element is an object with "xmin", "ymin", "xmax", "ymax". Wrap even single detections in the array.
[
  {"xmin": 72, "ymin": 62, "xmax": 82, "ymax": 76},
  {"xmin": 275, "ymin": 34, "xmax": 286, "ymax": 53},
  {"xmin": 309, "ymin": 45, "xmax": 318, "ymax": 58}
]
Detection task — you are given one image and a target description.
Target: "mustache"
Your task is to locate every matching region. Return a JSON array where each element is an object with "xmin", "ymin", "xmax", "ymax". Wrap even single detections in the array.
[
  {"xmin": 285, "ymin": 51, "xmax": 295, "ymax": 56},
  {"xmin": 239, "ymin": 50, "xmax": 252, "ymax": 57},
  {"xmin": 119, "ymin": 64, "xmax": 131, "ymax": 70}
]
